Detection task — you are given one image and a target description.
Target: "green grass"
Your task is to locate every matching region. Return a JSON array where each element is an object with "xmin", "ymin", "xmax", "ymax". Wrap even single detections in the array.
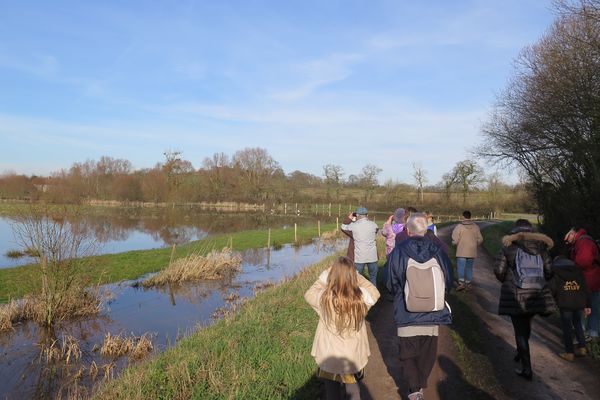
[
  {"xmin": 0, "ymin": 223, "xmax": 337, "ymax": 303},
  {"xmin": 95, "ymin": 254, "xmax": 340, "ymax": 400},
  {"xmin": 481, "ymin": 220, "xmax": 514, "ymax": 257}
]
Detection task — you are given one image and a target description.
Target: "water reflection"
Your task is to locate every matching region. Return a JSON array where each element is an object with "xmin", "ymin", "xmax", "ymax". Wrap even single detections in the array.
[
  {"xmin": 0, "ymin": 211, "xmax": 332, "ymax": 268},
  {"xmin": 0, "ymin": 238, "xmax": 345, "ymax": 399}
]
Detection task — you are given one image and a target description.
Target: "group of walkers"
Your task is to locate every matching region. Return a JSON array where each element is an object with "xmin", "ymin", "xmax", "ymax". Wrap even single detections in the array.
[
  {"xmin": 496, "ymin": 221, "xmax": 599, "ymax": 380},
  {"xmin": 303, "ymin": 208, "xmax": 599, "ymax": 399}
]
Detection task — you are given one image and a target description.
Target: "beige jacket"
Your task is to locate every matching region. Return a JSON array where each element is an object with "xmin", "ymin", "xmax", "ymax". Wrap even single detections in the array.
[
  {"xmin": 452, "ymin": 220, "xmax": 483, "ymax": 258},
  {"xmin": 304, "ymin": 269, "xmax": 380, "ymax": 374}
]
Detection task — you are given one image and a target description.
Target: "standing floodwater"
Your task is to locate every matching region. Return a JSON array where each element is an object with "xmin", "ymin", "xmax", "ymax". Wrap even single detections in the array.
[
  {"xmin": 0, "ymin": 210, "xmax": 326, "ymax": 268},
  {"xmin": 0, "ymin": 238, "xmax": 345, "ymax": 399}
]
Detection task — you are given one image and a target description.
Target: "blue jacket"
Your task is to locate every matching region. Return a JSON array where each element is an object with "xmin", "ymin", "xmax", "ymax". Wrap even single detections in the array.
[{"xmin": 386, "ymin": 235, "xmax": 453, "ymax": 327}]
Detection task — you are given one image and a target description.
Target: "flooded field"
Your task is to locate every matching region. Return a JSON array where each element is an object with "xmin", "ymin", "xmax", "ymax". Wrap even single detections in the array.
[
  {"xmin": 0, "ymin": 238, "xmax": 346, "ymax": 399},
  {"xmin": 0, "ymin": 209, "xmax": 330, "ymax": 268}
]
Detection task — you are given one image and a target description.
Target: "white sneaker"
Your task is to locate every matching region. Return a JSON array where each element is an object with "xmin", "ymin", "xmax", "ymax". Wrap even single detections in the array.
[{"xmin": 408, "ymin": 391, "xmax": 424, "ymax": 400}]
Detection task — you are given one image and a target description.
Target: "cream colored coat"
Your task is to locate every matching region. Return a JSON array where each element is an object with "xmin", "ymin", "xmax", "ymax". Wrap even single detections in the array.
[
  {"xmin": 452, "ymin": 220, "xmax": 483, "ymax": 258},
  {"xmin": 304, "ymin": 269, "xmax": 380, "ymax": 374}
]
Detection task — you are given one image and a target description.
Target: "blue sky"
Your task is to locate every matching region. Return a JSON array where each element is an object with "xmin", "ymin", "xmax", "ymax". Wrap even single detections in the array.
[{"xmin": 0, "ymin": 0, "xmax": 555, "ymax": 184}]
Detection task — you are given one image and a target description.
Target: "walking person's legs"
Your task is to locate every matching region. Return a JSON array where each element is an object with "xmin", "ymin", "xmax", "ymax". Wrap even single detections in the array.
[
  {"xmin": 559, "ymin": 309, "xmax": 575, "ymax": 359},
  {"xmin": 323, "ymin": 379, "xmax": 344, "ymax": 400},
  {"xmin": 586, "ymin": 291, "xmax": 600, "ymax": 338},
  {"xmin": 572, "ymin": 310, "xmax": 588, "ymax": 356},
  {"xmin": 464, "ymin": 258, "xmax": 474, "ymax": 290},
  {"xmin": 511, "ymin": 314, "xmax": 533, "ymax": 378},
  {"xmin": 366, "ymin": 261, "xmax": 378, "ymax": 286},
  {"xmin": 398, "ymin": 336, "xmax": 423, "ymax": 396},
  {"xmin": 456, "ymin": 257, "xmax": 467, "ymax": 290},
  {"xmin": 416, "ymin": 335, "xmax": 438, "ymax": 390},
  {"xmin": 344, "ymin": 383, "xmax": 360, "ymax": 400},
  {"xmin": 354, "ymin": 262, "xmax": 365, "ymax": 277}
]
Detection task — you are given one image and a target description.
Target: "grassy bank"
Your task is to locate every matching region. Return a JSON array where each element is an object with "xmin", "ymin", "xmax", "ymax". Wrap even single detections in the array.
[
  {"xmin": 0, "ymin": 223, "xmax": 337, "ymax": 303},
  {"xmin": 95, "ymin": 254, "xmax": 339, "ymax": 399}
]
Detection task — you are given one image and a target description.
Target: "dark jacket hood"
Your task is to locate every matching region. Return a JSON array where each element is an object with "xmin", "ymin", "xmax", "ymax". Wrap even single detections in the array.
[
  {"xmin": 552, "ymin": 258, "xmax": 582, "ymax": 280},
  {"xmin": 402, "ymin": 236, "xmax": 441, "ymax": 263},
  {"xmin": 502, "ymin": 231, "xmax": 554, "ymax": 256}
]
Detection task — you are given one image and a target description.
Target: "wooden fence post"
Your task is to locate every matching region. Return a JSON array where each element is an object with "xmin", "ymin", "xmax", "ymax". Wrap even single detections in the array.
[
  {"xmin": 294, "ymin": 223, "xmax": 297, "ymax": 243},
  {"xmin": 318, "ymin": 220, "xmax": 321, "ymax": 237},
  {"xmin": 336, "ymin": 217, "xmax": 339, "ymax": 231},
  {"xmin": 328, "ymin": 203, "xmax": 331, "ymax": 217},
  {"xmin": 267, "ymin": 228, "xmax": 271, "ymax": 248}
]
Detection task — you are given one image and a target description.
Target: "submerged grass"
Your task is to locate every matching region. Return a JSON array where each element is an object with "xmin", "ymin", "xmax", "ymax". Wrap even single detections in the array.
[
  {"xmin": 0, "ymin": 286, "xmax": 102, "ymax": 331},
  {"xmin": 142, "ymin": 248, "xmax": 242, "ymax": 287},
  {"xmin": 100, "ymin": 332, "xmax": 154, "ymax": 360},
  {"xmin": 0, "ymin": 223, "xmax": 337, "ymax": 303},
  {"xmin": 95, "ymin": 254, "xmax": 341, "ymax": 400}
]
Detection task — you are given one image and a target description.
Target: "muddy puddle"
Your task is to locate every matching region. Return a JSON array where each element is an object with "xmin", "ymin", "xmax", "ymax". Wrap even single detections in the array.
[{"xmin": 0, "ymin": 238, "xmax": 346, "ymax": 399}]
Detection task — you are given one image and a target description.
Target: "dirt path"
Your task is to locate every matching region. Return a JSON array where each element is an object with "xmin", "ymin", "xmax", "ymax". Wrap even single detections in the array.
[{"xmin": 359, "ymin": 223, "xmax": 600, "ymax": 400}]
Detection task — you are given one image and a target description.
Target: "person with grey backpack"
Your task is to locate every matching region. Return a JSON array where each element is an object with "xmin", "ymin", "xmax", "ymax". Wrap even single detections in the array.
[
  {"xmin": 386, "ymin": 213, "xmax": 453, "ymax": 400},
  {"xmin": 494, "ymin": 219, "xmax": 556, "ymax": 381}
]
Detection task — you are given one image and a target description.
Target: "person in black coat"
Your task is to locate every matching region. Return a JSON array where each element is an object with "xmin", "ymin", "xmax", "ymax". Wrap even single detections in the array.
[
  {"xmin": 548, "ymin": 256, "xmax": 591, "ymax": 361},
  {"xmin": 494, "ymin": 219, "xmax": 556, "ymax": 380}
]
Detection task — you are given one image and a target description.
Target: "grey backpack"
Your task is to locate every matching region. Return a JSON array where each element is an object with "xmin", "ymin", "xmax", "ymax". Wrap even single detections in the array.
[
  {"xmin": 513, "ymin": 248, "xmax": 545, "ymax": 289},
  {"xmin": 404, "ymin": 257, "xmax": 446, "ymax": 312}
]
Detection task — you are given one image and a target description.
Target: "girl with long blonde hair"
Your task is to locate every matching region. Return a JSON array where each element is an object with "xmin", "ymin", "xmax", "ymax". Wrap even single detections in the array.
[{"xmin": 305, "ymin": 256, "xmax": 380, "ymax": 400}]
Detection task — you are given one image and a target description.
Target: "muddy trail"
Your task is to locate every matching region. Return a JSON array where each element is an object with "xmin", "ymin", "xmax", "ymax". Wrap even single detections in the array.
[{"xmin": 359, "ymin": 223, "xmax": 600, "ymax": 400}]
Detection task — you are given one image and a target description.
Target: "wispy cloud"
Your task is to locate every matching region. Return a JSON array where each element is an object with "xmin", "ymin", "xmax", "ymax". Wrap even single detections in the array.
[{"xmin": 269, "ymin": 53, "xmax": 363, "ymax": 101}]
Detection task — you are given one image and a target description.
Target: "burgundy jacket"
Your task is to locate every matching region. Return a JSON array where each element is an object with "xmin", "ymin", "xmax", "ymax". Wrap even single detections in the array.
[{"xmin": 341, "ymin": 216, "xmax": 355, "ymax": 262}]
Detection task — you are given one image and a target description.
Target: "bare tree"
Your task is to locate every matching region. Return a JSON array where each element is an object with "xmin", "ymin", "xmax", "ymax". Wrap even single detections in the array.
[
  {"xmin": 443, "ymin": 160, "xmax": 484, "ymax": 205},
  {"xmin": 202, "ymin": 152, "xmax": 231, "ymax": 200},
  {"xmin": 478, "ymin": 1, "xmax": 600, "ymax": 235},
  {"xmin": 233, "ymin": 147, "xmax": 280, "ymax": 199},
  {"xmin": 11, "ymin": 206, "xmax": 101, "ymax": 327},
  {"xmin": 323, "ymin": 164, "xmax": 344, "ymax": 200},
  {"xmin": 412, "ymin": 162, "xmax": 428, "ymax": 203},
  {"xmin": 358, "ymin": 164, "xmax": 382, "ymax": 202},
  {"xmin": 163, "ymin": 150, "xmax": 194, "ymax": 201}
]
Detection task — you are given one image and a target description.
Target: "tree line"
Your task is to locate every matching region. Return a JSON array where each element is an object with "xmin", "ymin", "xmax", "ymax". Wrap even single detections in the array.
[{"xmin": 1, "ymin": 147, "xmax": 529, "ymax": 213}]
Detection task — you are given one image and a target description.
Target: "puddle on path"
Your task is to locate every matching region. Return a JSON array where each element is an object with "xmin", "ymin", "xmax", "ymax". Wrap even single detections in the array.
[{"xmin": 0, "ymin": 239, "xmax": 345, "ymax": 399}]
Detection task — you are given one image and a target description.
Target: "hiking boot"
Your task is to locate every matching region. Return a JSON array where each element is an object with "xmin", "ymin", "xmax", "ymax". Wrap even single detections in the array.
[
  {"xmin": 558, "ymin": 352, "xmax": 575, "ymax": 362},
  {"xmin": 575, "ymin": 347, "xmax": 588, "ymax": 357},
  {"xmin": 456, "ymin": 282, "xmax": 466, "ymax": 291},
  {"xmin": 465, "ymin": 282, "xmax": 472, "ymax": 291},
  {"xmin": 515, "ymin": 368, "xmax": 533, "ymax": 381}
]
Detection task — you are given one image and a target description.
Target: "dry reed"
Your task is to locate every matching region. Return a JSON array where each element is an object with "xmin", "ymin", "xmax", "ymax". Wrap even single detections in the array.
[
  {"xmin": 142, "ymin": 248, "xmax": 242, "ymax": 287},
  {"xmin": 100, "ymin": 332, "xmax": 154, "ymax": 359},
  {"xmin": 100, "ymin": 332, "xmax": 134, "ymax": 357},
  {"xmin": 0, "ymin": 287, "xmax": 102, "ymax": 332},
  {"xmin": 102, "ymin": 362, "xmax": 115, "ymax": 381},
  {"xmin": 0, "ymin": 300, "xmax": 22, "ymax": 331},
  {"xmin": 38, "ymin": 334, "xmax": 81, "ymax": 365},
  {"xmin": 130, "ymin": 333, "xmax": 154, "ymax": 360},
  {"xmin": 89, "ymin": 361, "xmax": 99, "ymax": 380}
]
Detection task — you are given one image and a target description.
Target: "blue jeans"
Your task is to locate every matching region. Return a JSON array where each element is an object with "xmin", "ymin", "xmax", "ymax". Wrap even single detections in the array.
[
  {"xmin": 355, "ymin": 261, "xmax": 378, "ymax": 285},
  {"xmin": 456, "ymin": 257, "xmax": 474, "ymax": 283},
  {"xmin": 586, "ymin": 291, "xmax": 600, "ymax": 337}
]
